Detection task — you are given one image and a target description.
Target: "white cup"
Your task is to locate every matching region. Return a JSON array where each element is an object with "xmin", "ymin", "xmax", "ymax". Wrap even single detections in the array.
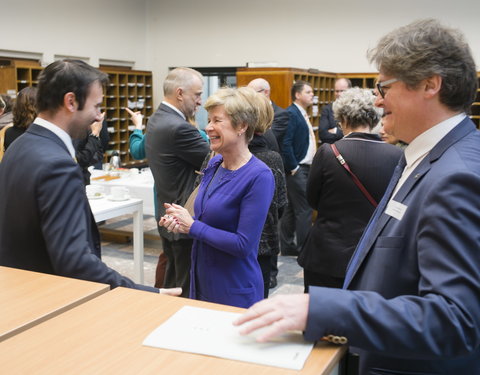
[
  {"xmin": 86, "ymin": 185, "xmax": 104, "ymax": 198},
  {"xmin": 110, "ymin": 186, "xmax": 129, "ymax": 200},
  {"xmin": 130, "ymin": 168, "xmax": 139, "ymax": 176}
]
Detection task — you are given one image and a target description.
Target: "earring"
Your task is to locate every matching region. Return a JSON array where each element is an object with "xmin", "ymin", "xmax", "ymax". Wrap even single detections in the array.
[{"xmin": 238, "ymin": 133, "xmax": 242, "ymax": 137}]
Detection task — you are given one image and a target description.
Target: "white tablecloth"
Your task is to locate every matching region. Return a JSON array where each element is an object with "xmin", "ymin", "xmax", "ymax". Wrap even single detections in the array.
[{"xmin": 90, "ymin": 169, "xmax": 155, "ymax": 216}]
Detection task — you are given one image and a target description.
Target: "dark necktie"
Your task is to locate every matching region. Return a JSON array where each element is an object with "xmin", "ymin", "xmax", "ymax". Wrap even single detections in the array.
[{"xmin": 342, "ymin": 153, "xmax": 407, "ymax": 288}]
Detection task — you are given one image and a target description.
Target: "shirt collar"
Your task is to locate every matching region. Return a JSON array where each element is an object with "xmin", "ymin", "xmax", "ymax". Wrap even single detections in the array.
[
  {"xmin": 162, "ymin": 101, "xmax": 186, "ymax": 120},
  {"xmin": 34, "ymin": 117, "xmax": 76, "ymax": 159},
  {"xmin": 404, "ymin": 113, "xmax": 466, "ymax": 167},
  {"xmin": 294, "ymin": 102, "xmax": 308, "ymax": 117}
]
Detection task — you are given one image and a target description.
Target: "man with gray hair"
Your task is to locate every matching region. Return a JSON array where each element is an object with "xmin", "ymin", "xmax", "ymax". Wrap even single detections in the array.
[
  {"xmin": 235, "ymin": 19, "xmax": 480, "ymax": 374},
  {"xmin": 146, "ymin": 67, "xmax": 210, "ymax": 297}
]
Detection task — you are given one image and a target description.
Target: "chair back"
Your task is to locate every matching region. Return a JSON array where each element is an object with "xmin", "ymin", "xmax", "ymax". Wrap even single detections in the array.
[{"xmin": 0, "ymin": 124, "xmax": 13, "ymax": 162}]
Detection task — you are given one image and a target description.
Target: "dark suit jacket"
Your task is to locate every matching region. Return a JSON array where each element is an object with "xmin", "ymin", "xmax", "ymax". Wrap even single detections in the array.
[
  {"xmin": 298, "ymin": 133, "xmax": 402, "ymax": 278},
  {"xmin": 0, "ymin": 124, "xmax": 156, "ymax": 292},
  {"xmin": 305, "ymin": 118, "xmax": 480, "ymax": 374},
  {"xmin": 282, "ymin": 104, "xmax": 310, "ymax": 171},
  {"xmin": 318, "ymin": 103, "xmax": 343, "ymax": 144},
  {"xmin": 145, "ymin": 103, "xmax": 210, "ymax": 241},
  {"xmin": 270, "ymin": 102, "xmax": 289, "ymax": 152}
]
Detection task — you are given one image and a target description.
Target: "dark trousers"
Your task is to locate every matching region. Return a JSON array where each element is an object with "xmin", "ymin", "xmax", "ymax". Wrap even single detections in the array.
[
  {"xmin": 280, "ymin": 165, "xmax": 312, "ymax": 255},
  {"xmin": 257, "ymin": 255, "xmax": 272, "ymax": 298},
  {"xmin": 303, "ymin": 269, "xmax": 344, "ymax": 292},
  {"xmin": 270, "ymin": 254, "xmax": 278, "ymax": 278},
  {"xmin": 161, "ymin": 237, "xmax": 193, "ymax": 297},
  {"xmin": 154, "ymin": 251, "xmax": 167, "ymax": 288}
]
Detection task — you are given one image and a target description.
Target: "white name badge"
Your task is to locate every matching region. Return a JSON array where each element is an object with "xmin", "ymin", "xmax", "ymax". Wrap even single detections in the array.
[{"xmin": 385, "ymin": 200, "xmax": 408, "ymax": 221}]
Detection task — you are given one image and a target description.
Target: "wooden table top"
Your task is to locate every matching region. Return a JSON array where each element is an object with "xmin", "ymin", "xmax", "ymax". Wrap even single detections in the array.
[
  {"xmin": 0, "ymin": 287, "xmax": 346, "ymax": 374},
  {"xmin": 0, "ymin": 266, "xmax": 109, "ymax": 341}
]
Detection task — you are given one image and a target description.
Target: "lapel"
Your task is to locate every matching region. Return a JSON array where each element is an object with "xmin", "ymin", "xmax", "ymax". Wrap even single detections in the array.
[{"xmin": 345, "ymin": 117, "xmax": 476, "ymax": 287}]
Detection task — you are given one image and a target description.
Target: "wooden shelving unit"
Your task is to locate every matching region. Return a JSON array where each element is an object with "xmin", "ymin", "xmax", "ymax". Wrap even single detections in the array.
[
  {"xmin": 0, "ymin": 59, "xmax": 154, "ymax": 167},
  {"xmin": 238, "ymin": 68, "xmax": 480, "ymax": 131},
  {"xmin": 99, "ymin": 67, "xmax": 154, "ymax": 166},
  {"xmin": 0, "ymin": 59, "xmax": 43, "ymax": 95}
]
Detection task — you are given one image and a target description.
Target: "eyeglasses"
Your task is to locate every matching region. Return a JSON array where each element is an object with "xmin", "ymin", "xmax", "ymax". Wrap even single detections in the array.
[{"xmin": 376, "ymin": 78, "xmax": 399, "ymax": 98}]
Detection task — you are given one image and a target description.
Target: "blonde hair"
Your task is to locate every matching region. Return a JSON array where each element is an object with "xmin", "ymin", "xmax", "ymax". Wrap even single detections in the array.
[{"xmin": 204, "ymin": 86, "xmax": 273, "ymax": 142}]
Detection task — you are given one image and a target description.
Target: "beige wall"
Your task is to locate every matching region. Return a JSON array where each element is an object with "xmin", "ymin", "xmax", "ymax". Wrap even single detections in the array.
[{"xmin": 1, "ymin": 0, "xmax": 149, "ymax": 68}]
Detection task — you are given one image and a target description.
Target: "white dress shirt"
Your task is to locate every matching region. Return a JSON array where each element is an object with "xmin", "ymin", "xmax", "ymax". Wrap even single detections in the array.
[
  {"xmin": 295, "ymin": 103, "xmax": 316, "ymax": 166},
  {"xmin": 392, "ymin": 112, "xmax": 466, "ymax": 197},
  {"xmin": 34, "ymin": 117, "xmax": 76, "ymax": 159}
]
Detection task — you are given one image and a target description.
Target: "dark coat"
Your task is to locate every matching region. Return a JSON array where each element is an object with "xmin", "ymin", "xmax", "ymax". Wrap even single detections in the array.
[{"xmin": 298, "ymin": 132, "xmax": 402, "ymax": 278}]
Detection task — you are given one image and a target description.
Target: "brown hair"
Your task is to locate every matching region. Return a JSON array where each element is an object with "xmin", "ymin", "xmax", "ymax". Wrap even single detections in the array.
[{"xmin": 13, "ymin": 87, "xmax": 38, "ymax": 129}]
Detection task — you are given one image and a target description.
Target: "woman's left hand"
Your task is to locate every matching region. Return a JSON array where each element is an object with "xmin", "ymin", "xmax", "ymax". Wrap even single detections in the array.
[{"xmin": 159, "ymin": 203, "xmax": 194, "ymax": 234}]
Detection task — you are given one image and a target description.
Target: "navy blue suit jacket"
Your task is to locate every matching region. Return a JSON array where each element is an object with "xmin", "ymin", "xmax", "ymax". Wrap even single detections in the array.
[
  {"xmin": 305, "ymin": 117, "xmax": 480, "ymax": 374},
  {"xmin": 0, "ymin": 124, "xmax": 157, "ymax": 292},
  {"xmin": 282, "ymin": 104, "xmax": 310, "ymax": 171}
]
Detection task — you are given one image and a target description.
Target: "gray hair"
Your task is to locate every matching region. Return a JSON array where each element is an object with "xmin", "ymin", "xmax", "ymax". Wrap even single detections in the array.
[
  {"xmin": 163, "ymin": 67, "xmax": 203, "ymax": 97},
  {"xmin": 368, "ymin": 18, "xmax": 477, "ymax": 112},
  {"xmin": 333, "ymin": 88, "xmax": 381, "ymax": 130}
]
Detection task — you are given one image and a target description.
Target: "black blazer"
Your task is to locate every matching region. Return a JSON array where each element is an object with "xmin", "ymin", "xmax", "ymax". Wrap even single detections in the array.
[
  {"xmin": 145, "ymin": 103, "xmax": 210, "ymax": 240},
  {"xmin": 270, "ymin": 102, "xmax": 289, "ymax": 151},
  {"xmin": 298, "ymin": 132, "xmax": 402, "ymax": 278},
  {"xmin": 318, "ymin": 103, "xmax": 344, "ymax": 144},
  {"xmin": 0, "ymin": 124, "xmax": 156, "ymax": 292}
]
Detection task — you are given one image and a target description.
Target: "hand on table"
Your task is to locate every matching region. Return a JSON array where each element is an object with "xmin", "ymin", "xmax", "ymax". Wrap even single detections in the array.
[
  {"xmin": 158, "ymin": 203, "xmax": 194, "ymax": 234},
  {"xmin": 233, "ymin": 294, "xmax": 310, "ymax": 342},
  {"xmin": 159, "ymin": 287, "xmax": 182, "ymax": 296}
]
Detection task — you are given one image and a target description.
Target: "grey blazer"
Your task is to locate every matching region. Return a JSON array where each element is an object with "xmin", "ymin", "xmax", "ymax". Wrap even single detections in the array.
[{"xmin": 145, "ymin": 103, "xmax": 210, "ymax": 241}]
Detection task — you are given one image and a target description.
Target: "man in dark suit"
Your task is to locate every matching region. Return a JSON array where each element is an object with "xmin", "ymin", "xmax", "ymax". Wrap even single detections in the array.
[
  {"xmin": 235, "ymin": 19, "xmax": 480, "ymax": 374},
  {"xmin": 247, "ymin": 78, "xmax": 290, "ymax": 154},
  {"xmin": 0, "ymin": 60, "xmax": 179, "ymax": 295},
  {"xmin": 279, "ymin": 80, "xmax": 315, "ymax": 256},
  {"xmin": 318, "ymin": 78, "xmax": 351, "ymax": 144},
  {"xmin": 146, "ymin": 67, "xmax": 210, "ymax": 297}
]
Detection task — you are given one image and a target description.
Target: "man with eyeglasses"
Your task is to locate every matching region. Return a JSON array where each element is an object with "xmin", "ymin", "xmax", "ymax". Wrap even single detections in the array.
[
  {"xmin": 318, "ymin": 78, "xmax": 351, "ymax": 144},
  {"xmin": 235, "ymin": 19, "xmax": 480, "ymax": 375}
]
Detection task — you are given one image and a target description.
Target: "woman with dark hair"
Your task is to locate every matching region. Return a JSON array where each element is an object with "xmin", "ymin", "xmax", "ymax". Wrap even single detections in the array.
[
  {"xmin": 298, "ymin": 88, "xmax": 402, "ymax": 290},
  {"xmin": 4, "ymin": 87, "xmax": 37, "ymax": 150}
]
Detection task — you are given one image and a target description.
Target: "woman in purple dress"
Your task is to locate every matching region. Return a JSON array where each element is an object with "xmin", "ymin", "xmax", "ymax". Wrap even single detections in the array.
[{"xmin": 159, "ymin": 87, "xmax": 275, "ymax": 308}]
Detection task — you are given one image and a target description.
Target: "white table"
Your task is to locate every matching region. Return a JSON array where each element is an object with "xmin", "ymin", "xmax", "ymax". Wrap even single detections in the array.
[
  {"xmin": 90, "ymin": 169, "xmax": 155, "ymax": 216},
  {"xmin": 89, "ymin": 197, "xmax": 144, "ymax": 284}
]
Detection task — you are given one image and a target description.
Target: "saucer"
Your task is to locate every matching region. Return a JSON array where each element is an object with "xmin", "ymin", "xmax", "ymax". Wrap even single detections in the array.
[
  {"xmin": 107, "ymin": 194, "xmax": 130, "ymax": 202},
  {"xmin": 87, "ymin": 193, "xmax": 105, "ymax": 200}
]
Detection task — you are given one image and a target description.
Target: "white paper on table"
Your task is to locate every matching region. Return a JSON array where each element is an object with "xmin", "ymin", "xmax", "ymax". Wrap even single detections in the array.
[{"xmin": 143, "ymin": 305, "xmax": 314, "ymax": 370}]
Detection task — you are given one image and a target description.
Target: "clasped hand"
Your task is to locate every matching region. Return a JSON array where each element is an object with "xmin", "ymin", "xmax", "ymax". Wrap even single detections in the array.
[{"xmin": 158, "ymin": 203, "xmax": 194, "ymax": 234}]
